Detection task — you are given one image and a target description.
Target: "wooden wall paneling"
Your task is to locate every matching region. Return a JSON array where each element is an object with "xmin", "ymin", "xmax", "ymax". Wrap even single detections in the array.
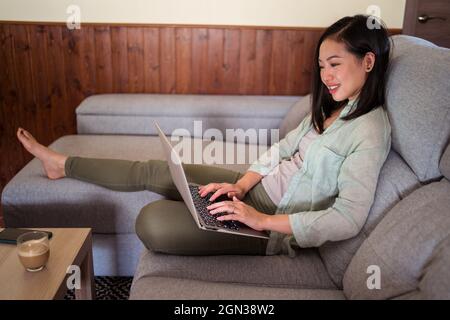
[
  {"xmin": 143, "ymin": 27, "xmax": 160, "ymax": 93},
  {"xmin": 111, "ymin": 27, "xmax": 129, "ymax": 93},
  {"xmin": 175, "ymin": 28, "xmax": 193, "ymax": 93},
  {"xmin": 127, "ymin": 27, "xmax": 145, "ymax": 93},
  {"xmin": 191, "ymin": 28, "xmax": 209, "ymax": 93},
  {"xmin": 207, "ymin": 28, "xmax": 225, "ymax": 93},
  {"xmin": 239, "ymin": 29, "xmax": 257, "ymax": 94},
  {"xmin": 255, "ymin": 30, "xmax": 273, "ymax": 95},
  {"xmin": 94, "ymin": 26, "xmax": 113, "ymax": 93},
  {"xmin": 47, "ymin": 25, "xmax": 70, "ymax": 137},
  {"xmin": 222, "ymin": 29, "xmax": 241, "ymax": 94},
  {"xmin": 159, "ymin": 27, "xmax": 176, "ymax": 93}
]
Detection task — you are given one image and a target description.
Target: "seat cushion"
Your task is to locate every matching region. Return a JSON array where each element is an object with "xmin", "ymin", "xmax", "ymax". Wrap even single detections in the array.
[
  {"xmin": 386, "ymin": 35, "xmax": 450, "ymax": 183},
  {"xmin": 343, "ymin": 179, "xmax": 450, "ymax": 299},
  {"xmin": 132, "ymin": 248, "xmax": 338, "ymax": 291},
  {"xmin": 279, "ymin": 94, "xmax": 311, "ymax": 139},
  {"xmin": 1, "ymin": 134, "xmax": 256, "ymax": 234},
  {"xmin": 130, "ymin": 276, "xmax": 345, "ymax": 300},
  {"xmin": 318, "ymin": 150, "xmax": 421, "ymax": 288}
]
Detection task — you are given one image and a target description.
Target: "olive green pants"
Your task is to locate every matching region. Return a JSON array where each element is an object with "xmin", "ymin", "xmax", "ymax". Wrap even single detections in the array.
[{"xmin": 65, "ymin": 157, "xmax": 277, "ymax": 255}]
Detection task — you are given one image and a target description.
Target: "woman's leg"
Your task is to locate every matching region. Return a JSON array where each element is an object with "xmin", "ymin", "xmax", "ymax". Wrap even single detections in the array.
[
  {"xmin": 135, "ymin": 199, "xmax": 268, "ymax": 255},
  {"xmin": 65, "ymin": 157, "xmax": 243, "ymax": 200},
  {"xmin": 17, "ymin": 127, "xmax": 277, "ymax": 212},
  {"xmin": 135, "ymin": 179, "xmax": 278, "ymax": 256}
]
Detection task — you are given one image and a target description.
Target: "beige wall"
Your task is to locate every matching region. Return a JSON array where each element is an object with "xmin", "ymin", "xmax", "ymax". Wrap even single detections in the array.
[{"xmin": 0, "ymin": 0, "xmax": 406, "ymax": 28}]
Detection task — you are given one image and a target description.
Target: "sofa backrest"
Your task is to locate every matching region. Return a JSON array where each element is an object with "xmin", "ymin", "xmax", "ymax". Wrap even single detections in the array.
[
  {"xmin": 385, "ymin": 35, "xmax": 450, "ymax": 183},
  {"xmin": 76, "ymin": 94, "xmax": 298, "ymax": 145},
  {"xmin": 317, "ymin": 35, "xmax": 450, "ymax": 288},
  {"xmin": 343, "ymin": 144, "xmax": 450, "ymax": 299}
]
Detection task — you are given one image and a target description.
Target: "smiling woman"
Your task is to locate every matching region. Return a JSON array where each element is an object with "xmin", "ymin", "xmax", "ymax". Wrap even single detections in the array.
[{"xmin": 311, "ymin": 15, "xmax": 391, "ymax": 134}]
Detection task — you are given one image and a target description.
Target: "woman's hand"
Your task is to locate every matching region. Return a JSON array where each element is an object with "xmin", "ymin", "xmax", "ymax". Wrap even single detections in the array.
[
  {"xmin": 206, "ymin": 196, "xmax": 269, "ymax": 231},
  {"xmin": 198, "ymin": 182, "xmax": 247, "ymax": 201}
]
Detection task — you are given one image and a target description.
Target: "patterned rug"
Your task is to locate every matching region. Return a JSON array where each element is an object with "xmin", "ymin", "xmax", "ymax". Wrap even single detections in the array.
[{"xmin": 64, "ymin": 276, "xmax": 133, "ymax": 300}]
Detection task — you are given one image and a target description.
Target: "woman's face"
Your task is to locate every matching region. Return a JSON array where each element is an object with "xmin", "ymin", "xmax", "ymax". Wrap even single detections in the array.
[{"xmin": 318, "ymin": 38, "xmax": 374, "ymax": 102}]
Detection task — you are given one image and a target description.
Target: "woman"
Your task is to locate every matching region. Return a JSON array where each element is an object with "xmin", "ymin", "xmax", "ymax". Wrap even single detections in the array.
[{"xmin": 17, "ymin": 15, "xmax": 391, "ymax": 256}]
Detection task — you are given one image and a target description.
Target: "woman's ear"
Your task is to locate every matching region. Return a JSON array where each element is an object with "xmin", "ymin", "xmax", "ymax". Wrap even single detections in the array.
[{"xmin": 364, "ymin": 52, "xmax": 376, "ymax": 72}]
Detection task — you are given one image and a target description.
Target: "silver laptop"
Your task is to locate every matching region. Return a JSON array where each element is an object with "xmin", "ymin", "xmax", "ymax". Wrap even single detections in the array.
[{"xmin": 154, "ymin": 121, "xmax": 269, "ymax": 239}]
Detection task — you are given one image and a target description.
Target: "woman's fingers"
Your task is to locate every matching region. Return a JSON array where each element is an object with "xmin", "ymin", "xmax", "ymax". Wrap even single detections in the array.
[
  {"xmin": 199, "ymin": 183, "xmax": 221, "ymax": 197},
  {"xmin": 209, "ymin": 184, "xmax": 240, "ymax": 202}
]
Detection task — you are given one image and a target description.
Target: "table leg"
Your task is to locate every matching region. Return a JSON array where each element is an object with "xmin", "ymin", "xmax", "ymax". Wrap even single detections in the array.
[{"xmin": 75, "ymin": 233, "xmax": 95, "ymax": 300}]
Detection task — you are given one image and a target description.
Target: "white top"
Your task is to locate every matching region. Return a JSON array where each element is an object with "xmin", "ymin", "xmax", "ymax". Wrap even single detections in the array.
[{"xmin": 261, "ymin": 127, "xmax": 320, "ymax": 206}]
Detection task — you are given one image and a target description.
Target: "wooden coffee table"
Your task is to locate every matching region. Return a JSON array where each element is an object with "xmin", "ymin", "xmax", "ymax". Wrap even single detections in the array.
[{"xmin": 0, "ymin": 228, "xmax": 95, "ymax": 300}]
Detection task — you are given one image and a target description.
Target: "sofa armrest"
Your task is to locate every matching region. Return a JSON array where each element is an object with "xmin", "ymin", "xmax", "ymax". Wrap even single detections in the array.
[{"xmin": 76, "ymin": 94, "xmax": 299, "ymax": 143}]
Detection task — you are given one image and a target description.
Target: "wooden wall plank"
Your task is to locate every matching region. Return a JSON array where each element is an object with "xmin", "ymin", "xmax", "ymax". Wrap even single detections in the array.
[
  {"xmin": 61, "ymin": 28, "xmax": 84, "ymax": 132},
  {"xmin": 207, "ymin": 28, "xmax": 225, "ymax": 94},
  {"xmin": 47, "ymin": 25, "xmax": 70, "ymax": 137},
  {"xmin": 10, "ymin": 24, "xmax": 38, "ymax": 144},
  {"xmin": 159, "ymin": 27, "xmax": 176, "ymax": 93},
  {"xmin": 79, "ymin": 27, "xmax": 96, "ymax": 98},
  {"xmin": 286, "ymin": 30, "xmax": 305, "ymax": 95},
  {"xmin": 239, "ymin": 29, "xmax": 257, "ymax": 94},
  {"xmin": 111, "ymin": 27, "xmax": 129, "ymax": 93},
  {"xmin": 269, "ymin": 30, "xmax": 290, "ymax": 94},
  {"xmin": 94, "ymin": 26, "xmax": 113, "ymax": 93},
  {"xmin": 127, "ymin": 27, "xmax": 145, "ymax": 93},
  {"xmin": 143, "ymin": 27, "xmax": 160, "ymax": 93},
  {"xmin": 301, "ymin": 30, "xmax": 322, "ymax": 94},
  {"xmin": 28, "ymin": 24, "xmax": 51, "ymax": 144},
  {"xmin": 175, "ymin": 28, "xmax": 192, "ymax": 93},
  {"xmin": 191, "ymin": 28, "xmax": 209, "ymax": 93},
  {"xmin": 255, "ymin": 30, "xmax": 273, "ymax": 94},
  {"xmin": 0, "ymin": 24, "xmax": 23, "ymax": 191},
  {"xmin": 222, "ymin": 29, "xmax": 241, "ymax": 94}
]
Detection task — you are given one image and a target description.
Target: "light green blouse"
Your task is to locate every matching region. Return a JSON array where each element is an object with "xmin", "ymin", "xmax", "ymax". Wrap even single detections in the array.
[{"xmin": 248, "ymin": 100, "xmax": 392, "ymax": 255}]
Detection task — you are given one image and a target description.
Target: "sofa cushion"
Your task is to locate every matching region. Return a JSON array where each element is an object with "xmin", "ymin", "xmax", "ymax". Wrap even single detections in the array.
[
  {"xmin": 392, "ymin": 236, "xmax": 450, "ymax": 300},
  {"xmin": 279, "ymin": 94, "xmax": 311, "ymax": 139},
  {"xmin": 76, "ymin": 94, "xmax": 297, "ymax": 145},
  {"xmin": 386, "ymin": 35, "xmax": 450, "ymax": 183},
  {"xmin": 343, "ymin": 179, "xmax": 450, "ymax": 299},
  {"xmin": 132, "ymin": 249, "xmax": 337, "ymax": 291},
  {"xmin": 1, "ymin": 135, "xmax": 255, "ymax": 234},
  {"xmin": 318, "ymin": 150, "xmax": 421, "ymax": 288},
  {"xmin": 439, "ymin": 144, "xmax": 450, "ymax": 180},
  {"xmin": 130, "ymin": 276, "xmax": 345, "ymax": 300}
]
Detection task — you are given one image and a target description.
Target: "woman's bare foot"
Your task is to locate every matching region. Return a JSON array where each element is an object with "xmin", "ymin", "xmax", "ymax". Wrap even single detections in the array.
[{"xmin": 16, "ymin": 128, "xmax": 67, "ymax": 179}]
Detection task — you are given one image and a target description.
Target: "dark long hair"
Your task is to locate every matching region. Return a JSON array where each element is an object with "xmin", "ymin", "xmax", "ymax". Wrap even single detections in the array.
[{"xmin": 311, "ymin": 15, "xmax": 391, "ymax": 133}]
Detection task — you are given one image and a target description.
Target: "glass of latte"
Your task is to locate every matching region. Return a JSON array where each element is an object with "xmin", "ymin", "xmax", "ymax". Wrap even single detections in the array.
[{"xmin": 17, "ymin": 231, "xmax": 50, "ymax": 272}]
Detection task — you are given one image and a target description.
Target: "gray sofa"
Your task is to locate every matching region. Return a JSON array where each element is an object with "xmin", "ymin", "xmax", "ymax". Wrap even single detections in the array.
[{"xmin": 2, "ymin": 35, "xmax": 450, "ymax": 299}]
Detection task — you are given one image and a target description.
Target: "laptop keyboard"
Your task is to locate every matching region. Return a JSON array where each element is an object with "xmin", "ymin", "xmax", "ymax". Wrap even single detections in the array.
[{"xmin": 188, "ymin": 185, "xmax": 241, "ymax": 231}]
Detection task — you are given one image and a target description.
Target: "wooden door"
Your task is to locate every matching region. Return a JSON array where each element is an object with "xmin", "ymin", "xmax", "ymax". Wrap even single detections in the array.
[{"xmin": 403, "ymin": 0, "xmax": 450, "ymax": 48}]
